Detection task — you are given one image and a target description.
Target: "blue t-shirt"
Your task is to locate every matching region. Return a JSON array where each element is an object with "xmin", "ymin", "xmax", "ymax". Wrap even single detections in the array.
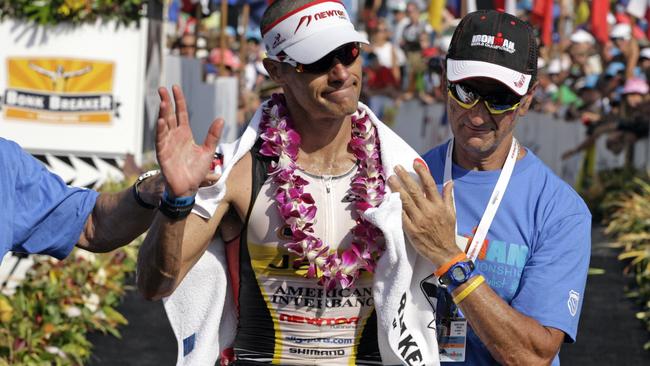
[
  {"xmin": 422, "ymin": 143, "xmax": 591, "ymax": 366},
  {"xmin": 0, "ymin": 138, "xmax": 99, "ymax": 260}
]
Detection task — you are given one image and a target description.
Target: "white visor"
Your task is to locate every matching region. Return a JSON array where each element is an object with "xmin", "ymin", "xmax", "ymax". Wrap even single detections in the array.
[
  {"xmin": 262, "ymin": 0, "xmax": 368, "ymax": 65},
  {"xmin": 447, "ymin": 58, "xmax": 532, "ymax": 96}
]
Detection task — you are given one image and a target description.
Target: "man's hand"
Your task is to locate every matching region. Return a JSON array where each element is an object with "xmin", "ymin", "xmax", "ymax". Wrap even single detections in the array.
[
  {"xmin": 156, "ymin": 85, "xmax": 223, "ymax": 197},
  {"xmin": 387, "ymin": 160, "xmax": 462, "ymax": 267}
]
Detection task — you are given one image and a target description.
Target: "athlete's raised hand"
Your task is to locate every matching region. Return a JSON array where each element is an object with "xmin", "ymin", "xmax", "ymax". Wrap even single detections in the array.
[{"xmin": 155, "ymin": 85, "xmax": 223, "ymax": 197}]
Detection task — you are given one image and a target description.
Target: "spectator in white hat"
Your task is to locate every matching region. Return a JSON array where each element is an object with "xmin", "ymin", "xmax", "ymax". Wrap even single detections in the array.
[
  {"xmin": 568, "ymin": 29, "xmax": 602, "ymax": 79},
  {"xmin": 610, "ymin": 23, "xmax": 632, "ymax": 41},
  {"xmin": 610, "ymin": 23, "xmax": 639, "ymax": 79},
  {"xmin": 389, "ymin": 0, "xmax": 409, "ymax": 46},
  {"xmin": 570, "ymin": 29, "xmax": 595, "ymax": 45}
]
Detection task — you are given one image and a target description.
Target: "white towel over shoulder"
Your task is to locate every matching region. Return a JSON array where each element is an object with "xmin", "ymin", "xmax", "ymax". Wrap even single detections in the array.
[{"xmin": 163, "ymin": 101, "xmax": 441, "ymax": 366}]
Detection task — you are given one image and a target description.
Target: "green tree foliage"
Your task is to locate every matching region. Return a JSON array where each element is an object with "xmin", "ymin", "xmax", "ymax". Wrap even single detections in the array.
[{"xmin": 0, "ymin": 0, "xmax": 144, "ymax": 26}]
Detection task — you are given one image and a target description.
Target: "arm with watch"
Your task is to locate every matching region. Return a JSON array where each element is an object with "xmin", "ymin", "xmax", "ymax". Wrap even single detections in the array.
[
  {"xmin": 75, "ymin": 169, "xmax": 164, "ymax": 253},
  {"xmin": 136, "ymin": 86, "xmax": 231, "ymax": 301},
  {"xmin": 388, "ymin": 161, "xmax": 566, "ymax": 366}
]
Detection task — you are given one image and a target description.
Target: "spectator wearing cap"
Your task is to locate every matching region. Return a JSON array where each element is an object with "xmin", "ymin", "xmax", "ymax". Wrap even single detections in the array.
[
  {"xmin": 400, "ymin": 1, "xmax": 432, "ymax": 96},
  {"xmin": 177, "ymin": 33, "xmax": 197, "ymax": 58},
  {"xmin": 368, "ymin": 18, "xmax": 404, "ymax": 84},
  {"xmin": 389, "ymin": 10, "xmax": 591, "ymax": 365},
  {"xmin": 603, "ymin": 61, "xmax": 627, "ymax": 101},
  {"xmin": 605, "ymin": 61, "xmax": 626, "ymax": 79},
  {"xmin": 610, "ymin": 23, "xmax": 632, "ymax": 43},
  {"xmin": 389, "ymin": 0, "xmax": 409, "ymax": 46},
  {"xmin": 578, "ymin": 75, "xmax": 603, "ymax": 111},
  {"xmin": 363, "ymin": 52, "xmax": 401, "ymax": 121},
  {"xmin": 566, "ymin": 74, "xmax": 603, "ymax": 122},
  {"xmin": 559, "ymin": 73, "xmax": 606, "ymax": 193},
  {"xmin": 610, "ymin": 23, "xmax": 640, "ymax": 79},
  {"xmin": 620, "ymin": 77, "xmax": 649, "ymax": 110},
  {"xmin": 240, "ymin": 31, "xmax": 267, "ymax": 135},
  {"xmin": 614, "ymin": 78, "xmax": 650, "ymax": 164},
  {"xmin": 208, "ymin": 48, "xmax": 241, "ymax": 77},
  {"xmin": 533, "ymin": 65, "xmax": 559, "ymax": 114},
  {"xmin": 242, "ymin": 32, "xmax": 267, "ymax": 93},
  {"xmin": 545, "ymin": 57, "xmax": 582, "ymax": 117},
  {"xmin": 568, "ymin": 29, "xmax": 602, "ymax": 78},
  {"xmin": 546, "ymin": 57, "xmax": 570, "ymax": 84},
  {"xmin": 639, "ymin": 47, "xmax": 650, "ymax": 81}
]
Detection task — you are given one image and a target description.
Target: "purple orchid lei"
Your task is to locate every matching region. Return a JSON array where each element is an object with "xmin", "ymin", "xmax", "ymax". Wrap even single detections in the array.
[{"xmin": 259, "ymin": 94, "xmax": 386, "ymax": 290}]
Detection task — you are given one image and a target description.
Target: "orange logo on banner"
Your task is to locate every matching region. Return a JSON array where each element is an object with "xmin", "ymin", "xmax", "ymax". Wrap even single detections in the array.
[{"xmin": 3, "ymin": 57, "xmax": 116, "ymax": 124}]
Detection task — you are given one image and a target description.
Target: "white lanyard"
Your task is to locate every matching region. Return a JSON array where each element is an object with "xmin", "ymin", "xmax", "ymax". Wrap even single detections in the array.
[{"xmin": 443, "ymin": 137, "xmax": 519, "ymax": 262}]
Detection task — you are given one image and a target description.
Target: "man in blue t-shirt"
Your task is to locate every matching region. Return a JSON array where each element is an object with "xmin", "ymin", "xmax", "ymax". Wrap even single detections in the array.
[
  {"xmin": 388, "ymin": 10, "xmax": 591, "ymax": 365},
  {"xmin": 1, "ymin": 137, "xmax": 164, "ymax": 261}
]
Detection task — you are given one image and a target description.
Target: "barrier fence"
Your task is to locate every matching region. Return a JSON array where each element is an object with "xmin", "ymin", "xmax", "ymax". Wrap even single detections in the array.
[{"xmin": 390, "ymin": 99, "xmax": 650, "ymax": 184}]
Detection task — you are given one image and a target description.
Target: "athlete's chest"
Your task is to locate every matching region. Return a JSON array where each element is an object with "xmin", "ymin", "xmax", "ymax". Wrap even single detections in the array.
[{"xmin": 247, "ymin": 168, "xmax": 359, "ymax": 253}]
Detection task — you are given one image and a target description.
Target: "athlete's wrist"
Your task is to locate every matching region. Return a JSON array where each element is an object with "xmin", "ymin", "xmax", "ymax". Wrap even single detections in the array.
[
  {"xmin": 163, "ymin": 183, "xmax": 198, "ymax": 200},
  {"xmin": 159, "ymin": 188, "xmax": 196, "ymax": 220}
]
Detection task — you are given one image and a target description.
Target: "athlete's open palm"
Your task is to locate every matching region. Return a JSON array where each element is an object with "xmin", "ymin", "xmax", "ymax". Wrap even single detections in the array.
[{"xmin": 156, "ymin": 85, "xmax": 223, "ymax": 197}]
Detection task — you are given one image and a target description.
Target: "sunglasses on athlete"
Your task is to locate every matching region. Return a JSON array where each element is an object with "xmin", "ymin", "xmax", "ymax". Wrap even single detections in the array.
[
  {"xmin": 447, "ymin": 81, "xmax": 524, "ymax": 115},
  {"xmin": 276, "ymin": 42, "xmax": 361, "ymax": 74}
]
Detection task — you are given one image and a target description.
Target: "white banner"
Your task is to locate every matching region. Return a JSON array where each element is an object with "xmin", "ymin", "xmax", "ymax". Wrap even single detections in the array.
[{"xmin": 0, "ymin": 19, "xmax": 148, "ymax": 162}]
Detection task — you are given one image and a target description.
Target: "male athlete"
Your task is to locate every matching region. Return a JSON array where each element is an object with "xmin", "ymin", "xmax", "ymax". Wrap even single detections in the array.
[{"xmin": 138, "ymin": 1, "xmax": 439, "ymax": 365}]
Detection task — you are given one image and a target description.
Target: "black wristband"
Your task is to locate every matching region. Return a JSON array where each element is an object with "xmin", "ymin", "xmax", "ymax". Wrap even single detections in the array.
[{"xmin": 159, "ymin": 197, "xmax": 195, "ymax": 220}]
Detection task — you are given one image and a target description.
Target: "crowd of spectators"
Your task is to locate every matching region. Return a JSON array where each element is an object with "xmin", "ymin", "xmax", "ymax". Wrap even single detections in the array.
[{"xmin": 166, "ymin": 0, "xmax": 650, "ymax": 169}]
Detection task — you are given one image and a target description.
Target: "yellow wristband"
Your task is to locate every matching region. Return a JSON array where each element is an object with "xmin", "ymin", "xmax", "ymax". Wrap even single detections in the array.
[{"xmin": 452, "ymin": 275, "xmax": 485, "ymax": 304}]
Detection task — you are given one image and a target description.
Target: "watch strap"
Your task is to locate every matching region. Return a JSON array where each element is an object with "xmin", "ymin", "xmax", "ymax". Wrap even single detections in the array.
[
  {"xmin": 132, "ymin": 169, "xmax": 161, "ymax": 209},
  {"xmin": 132, "ymin": 184, "xmax": 157, "ymax": 209},
  {"xmin": 434, "ymin": 252, "xmax": 468, "ymax": 278},
  {"xmin": 444, "ymin": 266, "xmax": 478, "ymax": 293}
]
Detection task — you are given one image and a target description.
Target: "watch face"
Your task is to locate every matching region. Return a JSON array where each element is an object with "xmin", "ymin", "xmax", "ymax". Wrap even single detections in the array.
[
  {"xmin": 451, "ymin": 266, "xmax": 467, "ymax": 282},
  {"xmin": 438, "ymin": 260, "xmax": 475, "ymax": 287}
]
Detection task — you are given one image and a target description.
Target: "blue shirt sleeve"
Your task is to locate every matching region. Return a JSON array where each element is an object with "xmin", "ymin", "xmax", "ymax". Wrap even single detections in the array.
[
  {"xmin": 4, "ymin": 139, "xmax": 99, "ymax": 259},
  {"xmin": 510, "ymin": 211, "xmax": 592, "ymax": 342}
]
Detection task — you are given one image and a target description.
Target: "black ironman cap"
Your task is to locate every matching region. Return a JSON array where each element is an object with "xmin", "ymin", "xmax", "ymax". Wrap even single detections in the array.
[{"xmin": 446, "ymin": 10, "xmax": 538, "ymax": 96}]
